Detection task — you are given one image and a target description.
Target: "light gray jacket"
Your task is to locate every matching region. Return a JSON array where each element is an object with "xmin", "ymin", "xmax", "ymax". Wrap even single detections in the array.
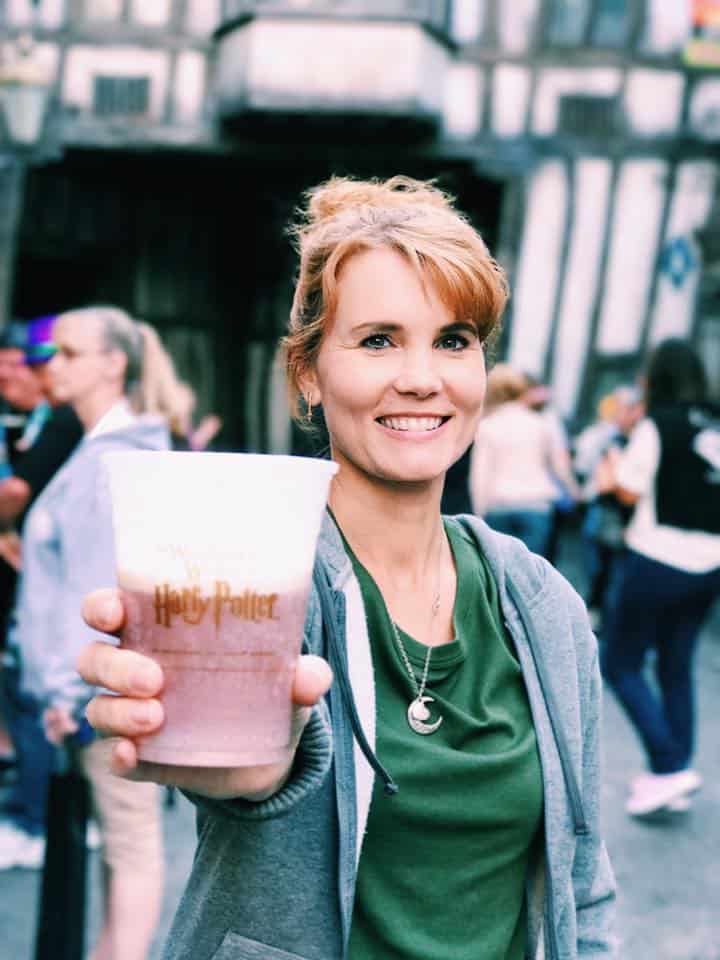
[
  {"xmin": 167, "ymin": 514, "xmax": 617, "ymax": 960},
  {"xmin": 13, "ymin": 415, "xmax": 169, "ymax": 711}
]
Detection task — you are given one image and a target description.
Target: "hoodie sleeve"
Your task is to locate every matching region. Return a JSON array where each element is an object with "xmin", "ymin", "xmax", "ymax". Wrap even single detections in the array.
[
  {"xmin": 564, "ymin": 589, "xmax": 618, "ymax": 958},
  {"xmin": 573, "ymin": 649, "xmax": 618, "ymax": 956},
  {"xmin": 25, "ymin": 452, "xmax": 118, "ymax": 713}
]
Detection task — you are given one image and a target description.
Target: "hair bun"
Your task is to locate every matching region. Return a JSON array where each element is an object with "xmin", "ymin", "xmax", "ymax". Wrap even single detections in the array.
[{"xmin": 305, "ymin": 175, "xmax": 453, "ymax": 226}]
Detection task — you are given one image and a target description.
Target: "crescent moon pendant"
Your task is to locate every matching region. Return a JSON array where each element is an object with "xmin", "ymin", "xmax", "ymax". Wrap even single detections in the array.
[{"xmin": 407, "ymin": 696, "xmax": 443, "ymax": 735}]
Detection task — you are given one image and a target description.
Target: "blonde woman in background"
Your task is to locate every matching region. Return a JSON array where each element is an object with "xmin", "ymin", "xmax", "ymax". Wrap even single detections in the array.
[
  {"xmin": 134, "ymin": 323, "xmax": 222, "ymax": 451},
  {"xmin": 469, "ymin": 364, "xmax": 579, "ymax": 558},
  {"xmin": 4, "ymin": 306, "xmax": 169, "ymax": 960}
]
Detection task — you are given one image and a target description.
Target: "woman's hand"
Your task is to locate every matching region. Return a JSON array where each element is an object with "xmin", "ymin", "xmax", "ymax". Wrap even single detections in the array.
[{"xmin": 78, "ymin": 588, "xmax": 333, "ymax": 801}]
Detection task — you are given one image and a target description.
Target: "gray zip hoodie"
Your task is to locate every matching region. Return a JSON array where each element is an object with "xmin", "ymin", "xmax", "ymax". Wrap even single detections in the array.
[
  {"xmin": 166, "ymin": 513, "xmax": 617, "ymax": 960},
  {"xmin": 14, "ymin": 413, "xmax": 169, "ymax": 711}
]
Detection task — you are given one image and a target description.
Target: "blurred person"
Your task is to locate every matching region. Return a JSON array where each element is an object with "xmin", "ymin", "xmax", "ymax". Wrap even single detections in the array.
[
  {"xmin": 598, "ymin": 339, "xmax": 720, "ymax": 818},
  {"xmin": 469, "ymin": 363, "xmax": 579, "ymax": 557},
  {"xmin": 0, "ymin": 315, "xmax": 83, "ymax": 534},
  {"xmin": 75, "ymin": 177, "xmax": 614, "ymax": 960},
  {"xmin": 573, "ymin": 392, "xmax": 622, "ymax": 490},
  {"xmin": 0, "ymin": 322, "xmax": 34, "ymax": 480},
  {"xmin": 0, "ymin": 306, "xmax": 168, "ymax": 960},
  {"xmin": 0, "ymin": 315, "xmax": 83, "ymax": 786},
  {"xmin": 576, "ymin": 385, "xmax": 644, "ymax": 631},
  {"xmin": 133, "ymin": 322, "xmax": 222, "ymax": 451},
  {"xmin": 522, "ymin": 373, "xmax": 578, "ymax": 564}
]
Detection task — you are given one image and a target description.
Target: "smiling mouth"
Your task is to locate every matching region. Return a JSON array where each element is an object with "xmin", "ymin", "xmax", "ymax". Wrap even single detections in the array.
[{"xmin": 376, "ymin": 416, "xmax": 449, "ymax": 432}]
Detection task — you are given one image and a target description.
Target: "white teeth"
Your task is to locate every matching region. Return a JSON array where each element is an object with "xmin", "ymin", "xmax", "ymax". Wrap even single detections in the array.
[{"xmin": 379, "ymin": 417, "xmax": 444, "ymax": 432}]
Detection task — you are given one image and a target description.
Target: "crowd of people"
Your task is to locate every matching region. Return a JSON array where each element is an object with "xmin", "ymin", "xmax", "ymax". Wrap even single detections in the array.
[
  {"xmin": 0, "ymin": 307, "xmax": 221, "ymax": 960},
  {"xmin": 466, "ymin": 344, "xmax": 719, "ymax": 820},
  {"xmin": 0, "ymin": 176, "xmax": 717, "ymax": 960}
]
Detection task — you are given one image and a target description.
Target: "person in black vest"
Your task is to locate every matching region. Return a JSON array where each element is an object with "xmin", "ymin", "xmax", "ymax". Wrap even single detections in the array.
[{"xmin": 598, "ymin": 338, "xmax": 720, "ymax": 818}]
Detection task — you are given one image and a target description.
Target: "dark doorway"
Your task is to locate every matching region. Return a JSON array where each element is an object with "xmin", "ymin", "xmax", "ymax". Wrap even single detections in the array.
[{"xmin": 14, "ymin": 144, "xmax": 504, "ymax": 463}]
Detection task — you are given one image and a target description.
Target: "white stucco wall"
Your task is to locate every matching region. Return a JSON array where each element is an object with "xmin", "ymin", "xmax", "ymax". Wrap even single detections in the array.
[
  {"xmin": 85, "ymin": 0, "xmax": 123, "ymax": 20},
  {"xmin": 186, "ymin": 0, "xmax": 221, "ymax": 35},
  {"xmin": 499, "ymin": 0, "xmax": 540, "ymax": 54},
  {"xmin": 450, "ymin": 0, "xmax": 486, "ymax": 43},
  {"xmin": 492, "ymin": 64, "xmax": 532, "ymax": 138},
  {"xmin": 6, "ymin": 0, "xmax": 64, "ymax": 27},
  {"xmin": 643, "ymin": 0, "xmax": 692, "ymax": 54},
  {"xmin": 508, "ymin": 161, "xmax": 569, "ymax": 379},
  {"xmin": 174, "ymin": 50, "xmax": 207, "ymax": 125},
  {"xmin": 130, "ymin": 0, "xmax": 171, "ymax": 27},
  {"xmin": 217, "ymin": 20, "xmax": 447, "ymax": 115},
  {"xmin": 596, "ymin": 159, "xmax": 667, "ymax": 354},
  {"xmin": 552, "ymin": 159, "xmax": 613, "ymax": 418},
  {"xmin": 443, "ymin": 63, "xmax": 483, "ymax": 139},
  {"xmin": 624, "ymin": 70, "xmax": 685, "ymax": 137},
  {"xmin": 649, "ymin": 161, "xmax": 717, "ymax": 344}
]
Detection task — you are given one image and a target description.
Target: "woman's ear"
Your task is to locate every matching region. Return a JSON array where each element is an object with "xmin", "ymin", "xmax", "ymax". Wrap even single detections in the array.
[{"xmin": 106, "ymin": 348, "xmax": 128, "ymax": 387}]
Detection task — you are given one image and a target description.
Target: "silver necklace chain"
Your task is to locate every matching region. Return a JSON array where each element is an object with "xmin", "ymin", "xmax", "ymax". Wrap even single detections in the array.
[{"xmin": 387, "ymin": 564, "xmax": 444, "ymax": 736}]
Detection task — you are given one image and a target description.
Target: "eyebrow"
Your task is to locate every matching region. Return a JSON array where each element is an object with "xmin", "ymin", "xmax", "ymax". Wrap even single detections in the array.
[{"xmin": 349, "ymin": 320, "xmax": 479, "ymax": 337}]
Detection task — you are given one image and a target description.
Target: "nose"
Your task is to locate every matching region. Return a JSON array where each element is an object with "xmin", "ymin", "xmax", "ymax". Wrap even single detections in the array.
[{"xmin": 392, "ymin": 346, "xmax": 442, "ymax": 399}]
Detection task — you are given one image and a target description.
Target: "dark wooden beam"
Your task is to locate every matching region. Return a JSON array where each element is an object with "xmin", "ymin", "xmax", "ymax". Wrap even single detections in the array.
[{"xmin": 637, "ymin": 160, "xmax": 677, "ymax": 356}]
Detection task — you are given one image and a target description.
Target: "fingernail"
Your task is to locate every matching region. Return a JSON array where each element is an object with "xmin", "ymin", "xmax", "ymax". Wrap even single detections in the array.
[
  {"xmin": 134, "ymin": 702, "xmax": 160, "ymax": 728},
  {"xmin": 97, "ymin": 597, "xmax": 122, "ymax": 630}
]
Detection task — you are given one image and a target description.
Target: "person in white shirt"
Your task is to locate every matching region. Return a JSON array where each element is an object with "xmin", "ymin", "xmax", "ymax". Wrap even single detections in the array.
[
  {"xmin": 469, "ymin": 364, "xmax": 578, "ymax": 557},
  {"xmin": 597, "ymin": 339, "xmax": 720, "ymax": 819}
]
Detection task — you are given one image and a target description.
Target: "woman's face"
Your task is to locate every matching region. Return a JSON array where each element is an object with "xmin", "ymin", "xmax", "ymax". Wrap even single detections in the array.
[
  {"xmin": 47, "ymin": 314, "xmax": 115, "ymax": 407},
  {"xmin": 310, "ymin": 246, "xmax": 487, "ymax": 490}
]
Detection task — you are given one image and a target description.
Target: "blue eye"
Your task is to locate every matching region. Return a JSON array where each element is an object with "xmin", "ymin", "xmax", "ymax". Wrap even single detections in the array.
[
  {"xmin": 361, "ymin": 334, "xmax": 392, "ymax": 350},
  {"xmin": 438, "ymin": 334, "xmax": 470, "ymax": 351}
]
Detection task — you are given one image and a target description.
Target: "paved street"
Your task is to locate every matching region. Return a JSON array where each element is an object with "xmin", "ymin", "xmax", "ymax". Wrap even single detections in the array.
[{"xmin": 1, "ymin": 532, "xmax": 719, "ymax": 960}]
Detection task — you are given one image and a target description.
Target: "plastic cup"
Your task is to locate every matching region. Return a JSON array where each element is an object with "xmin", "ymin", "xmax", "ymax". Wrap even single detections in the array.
[{"xmin": 101, "ymin": 451, "xmax": 337, "ymax": 767}]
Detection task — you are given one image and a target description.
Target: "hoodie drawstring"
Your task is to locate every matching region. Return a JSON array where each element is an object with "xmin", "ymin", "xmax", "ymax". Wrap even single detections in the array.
[{"xmin": 312, "ymin": 562, "xmax": 399, "ymax": 797}]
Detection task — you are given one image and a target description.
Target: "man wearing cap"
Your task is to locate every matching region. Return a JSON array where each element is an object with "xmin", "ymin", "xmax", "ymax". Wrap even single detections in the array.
[
  {"xmin": 0, "ymin": 315, "xmax": 82, "ymax": 823},
  {"xmin": 0, "ymin": 316, "xmax": 83, "ymax": 532}
]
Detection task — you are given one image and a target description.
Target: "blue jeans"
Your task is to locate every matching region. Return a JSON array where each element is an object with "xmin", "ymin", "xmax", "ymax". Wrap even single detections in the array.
[
  {"xmin": 485, "ymin": 509, "xmax": 552, "ymax": 558},
  {"xmin": 602, "ymin": 549, "xmax": 720, "ymax": 774},
  {"xmin": 1, "ymin": 657, "xmax": 55, "ymax": 835}
]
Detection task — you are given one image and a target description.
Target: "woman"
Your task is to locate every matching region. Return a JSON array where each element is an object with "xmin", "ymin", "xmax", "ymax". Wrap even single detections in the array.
[
  {"xmin": 3, "ymin": 306, "xmax": 169, "ymax": 959},
  {"xmin": 133, "ymin": 322, "xmax": 223, "ymax": 451},
  {"xmin": 78, "ymin": 178, "xmax": 615, "ymax": 959},
  {"xmin": 469, "ymin": 364, "xmax": 578, "ymax": 557},
  {"xmin": 598, "ymin": 338, "xmax": 720, "ymax": 818}
]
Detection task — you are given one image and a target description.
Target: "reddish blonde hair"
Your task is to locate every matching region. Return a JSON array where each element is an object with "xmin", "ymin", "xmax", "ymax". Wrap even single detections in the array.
[{"xmin": 283, "ymin": 176, "xmax": 509, "ymax": 419}]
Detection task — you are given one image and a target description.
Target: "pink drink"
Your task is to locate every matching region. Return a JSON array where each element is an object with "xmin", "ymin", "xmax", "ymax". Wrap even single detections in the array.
[
  {"xmin": 103, "ymin": 450, "xmax": 337, "ymax": 768},
  {"xmin": 121, "ymin": 579, "xmax": 311, "ymax": 766}
]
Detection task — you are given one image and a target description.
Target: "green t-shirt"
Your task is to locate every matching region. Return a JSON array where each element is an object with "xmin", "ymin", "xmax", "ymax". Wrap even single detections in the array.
[{"xmin": 345, "ymin": 518, "xmax": 544, "ymax": 960}]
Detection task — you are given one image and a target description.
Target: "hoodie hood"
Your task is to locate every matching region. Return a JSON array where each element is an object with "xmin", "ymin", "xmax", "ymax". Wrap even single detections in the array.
[{"xmin": 82, "ymin": 412, "xmax": 170, "ymax": 455}]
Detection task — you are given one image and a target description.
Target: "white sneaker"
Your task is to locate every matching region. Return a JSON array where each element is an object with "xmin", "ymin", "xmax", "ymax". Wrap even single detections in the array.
[
  {"xmin": 626, "ymin": 769, "xmax": 702, "ymax": 817},
  {"xmin": 86, "ymin": 820, "xmax": 102, "ymax": 851},
  {"xmin": 664, "ymin": 794, "xmax": 692, "ymax": 813},
  {"xmin": 0, "ymin": 822, "xmax": 45, "ymax": 869}
]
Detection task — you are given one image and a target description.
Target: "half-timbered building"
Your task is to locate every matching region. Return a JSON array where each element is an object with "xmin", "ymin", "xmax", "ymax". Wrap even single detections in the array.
[{"xmin": 1, "ymin": 0, "xmax": 718, "ymax": 452}]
